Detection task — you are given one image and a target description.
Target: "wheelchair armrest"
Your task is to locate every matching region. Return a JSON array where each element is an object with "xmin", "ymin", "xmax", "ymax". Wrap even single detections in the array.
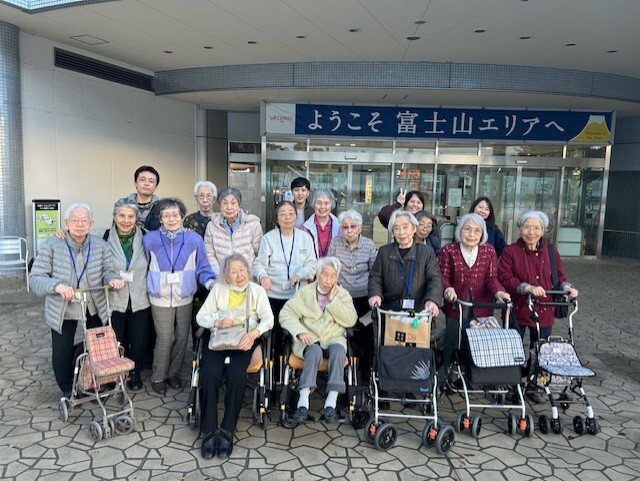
[{"xmin": 195, "ymin": 326, "xmax": 205, "ymax": 339}]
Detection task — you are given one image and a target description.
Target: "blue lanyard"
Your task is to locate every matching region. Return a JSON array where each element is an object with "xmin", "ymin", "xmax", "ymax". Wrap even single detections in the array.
[
  {"xmin": 397, "ymin": 259, "xmax": 415, "ymax": 298},
  {"xmin": 279, "ymin": 229, "xmax": 295, "ymax": 280},
  {"xmin": 66, "ymin": 240, "xmax": 91, "ymax": 288},
  {"xmin": 160, "ymin": 233, "xmax": 185, "ymax": 273}
]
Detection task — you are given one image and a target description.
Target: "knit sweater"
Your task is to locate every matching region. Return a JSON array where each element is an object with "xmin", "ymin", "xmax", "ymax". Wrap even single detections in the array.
[
  {"xmin": 105, "ymin": 226, "xmax": 150, "ymax": 313},
  {"xmin": 439, "ymin": 242, "xmax": 504, "ymax": 319},
  {"xmin": 29, "ymin": 235, "xmax": 119, "ymax": 333},
  {"xmin": 203, "ymin": 211, "xmax": 263, "ymax": 277},
  {"xmin": 279, "ymin": 282, "xmax": 357, "ymax": 358}
]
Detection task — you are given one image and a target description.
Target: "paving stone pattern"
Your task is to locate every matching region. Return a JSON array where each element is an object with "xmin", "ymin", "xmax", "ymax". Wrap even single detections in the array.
[{"xmin": 0, "ymin": 258, "xmax": 639, "ymax": 480}]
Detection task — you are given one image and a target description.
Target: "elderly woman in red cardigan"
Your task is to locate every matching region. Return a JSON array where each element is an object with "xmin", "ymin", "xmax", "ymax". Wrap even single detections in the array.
[
  {"xmin": 439, "ymin": 213, "xmax": 510, "ymax": 376},
  {"xmin": 498, "ymin": 210, "xmax": 578, "ymax": 403}
]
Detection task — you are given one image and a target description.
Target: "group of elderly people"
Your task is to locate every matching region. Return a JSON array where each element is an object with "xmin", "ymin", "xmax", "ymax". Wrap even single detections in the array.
[{"xmin": 30, "ymin": 170, "xmax": 577, "ymax": 459}]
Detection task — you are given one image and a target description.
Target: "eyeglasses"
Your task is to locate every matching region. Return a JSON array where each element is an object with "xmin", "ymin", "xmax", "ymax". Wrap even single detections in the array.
[
  {"xmin": 341, "ymin": 224, "xmax": 359, "ymax": 230},
  {"xmin": 521, "ymin": 225, "xmax": 543, "ymax": 232},
  {"xmin": 461, "ymin": 226, "xmax": 483, "ymax": 235},
  {"xmin": 392, "ymin": 224, "xmax": 413, "ymax": 232},
  {"xmin": 198, "ymin": 194, "xmax": 214, "ymax": 200},
  {"xmin": 161, "ymin": 212, "xmax": 182, "ymax": 219},
  {"xmin": 67, "ymin": 218, "xmax": 92, "ymax": 225}
]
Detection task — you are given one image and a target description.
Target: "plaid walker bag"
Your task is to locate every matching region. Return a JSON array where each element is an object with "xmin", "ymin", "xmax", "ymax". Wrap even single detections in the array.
[{"xmin": 463, "ymin": 328, "xmax": 525, "ymax": 386}]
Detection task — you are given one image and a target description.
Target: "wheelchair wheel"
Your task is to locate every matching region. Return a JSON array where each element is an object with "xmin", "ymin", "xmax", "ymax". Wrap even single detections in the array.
[
  {"xmin": 280, "ymin": 411, "xmax": 299, "ymax": 429},
  {"xmin": 88, "ymin": 420, "xmax": 103, "ymax": 442},
  {"xmin": 524, "ymin": 414, "xmax": 535, "ymax": 438},
  {"xmin": 421, "ymin": 421, "xmax": 437, "ymax": 447},
  {"xmin": 455, "ymin": 412, "xmax": 469, "ymax": 433},
  {"xmin": 507, "ymin": 413, "xmax": 517, "ymax": 436},
  {"xmin": 113, "ymin": 415, "xmax": 135, "ymax": 435},
  {"xmin": 470, "ymin": 416, "xmax": 482, "ymax": 439},
  {"xmin": 351, "ymin": 409, "xmax": 370, "ymax": 430},
  {"xmin": 374, "ymin": 423, "xmax": 397, "ymax": 451},
  {"xmin": 364, "ymin": 419, "xmax": 378, "ymax": 443},
  {"xmin": 435, "ymin": 425, "xmax": 455, "ymax": 455},
  {"xmin": 59, "ymin": 399, "xmax": 69, "ymax": 423}
]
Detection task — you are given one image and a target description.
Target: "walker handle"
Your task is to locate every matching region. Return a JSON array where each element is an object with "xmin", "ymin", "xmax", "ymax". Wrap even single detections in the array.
[{"xmin": 455, "ymin": 299, "xmax": 513, "ymax": 311}]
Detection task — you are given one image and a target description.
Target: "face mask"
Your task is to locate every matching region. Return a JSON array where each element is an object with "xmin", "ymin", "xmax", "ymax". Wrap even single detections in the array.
[
  {"xmin": 316, "ymin": 284, "xmax": 329, "ymax": 295},
  {"xmin": 229, "ymin": 281, "xmax": 249, "ymax": 292}
]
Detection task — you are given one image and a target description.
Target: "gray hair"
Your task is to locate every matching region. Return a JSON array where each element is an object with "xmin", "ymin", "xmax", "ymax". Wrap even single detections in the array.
[
  {"xmin": 112, "ymin": 197, "xmax": 140, "ymax": 218},
  {"xmin": 193, "ymin": 181, "xmax": 218, "ymax": 199},
  {"xmin": 454, "ymin": 213, "xmax": 488, "ymax": 245},
  {"xmin": 217, "ymin": 186, "xmax": 242, "ymax": 205},
  {"xmin": 517, "ymin": 210, "xmax": 549, "ymax": 230},
  {"xmin": 337, "ymin": 209, "xmax": 363, "ymax": 226},
  {"xmin": 222, "ymin": 253, "xmax": 251, "ymax": 280},
  {"xmin": 64, "ymin": 203, "xmax": 93, "ymax": 220},
  {"xmin": 316, "ymin": 256, "xmax": 341, "ymax": 278},
  {"xmin": 388, "ymin": 209, "xmax": 418, "ymax": 234},
  {"xmin": 311, "ymin": 188, "xmax": 336, "ymax": 209}
]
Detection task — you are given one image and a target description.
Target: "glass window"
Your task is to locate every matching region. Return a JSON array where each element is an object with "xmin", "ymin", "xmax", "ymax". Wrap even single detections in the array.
[
  {"xmin": 506, "ymin": 144, "xmax": 563, "ymax": 157},
  {"xmin": 308, "ymin": 138, "xmax": 392, "ymax": 153},
  {"xmin": 228, "ymin": 162, "xmax": 260, "ymax": 216},
  {"xmin": 566, "ymin": 145, "xmax": 607, "ymax": 159},
  {"xmin": 434, "ymin": 164, "xmax": 477, "ymax": 223},
  {"xmin": 395, "ymin": 141, "xmax": 436, "ymax": 155},
  {"xmin": 438, "ymin": 142, "xmax": 479, "ymax": 155},
  {"xmin": 266, "ymin": 139, "xmax": 307, "ymax": 151}
]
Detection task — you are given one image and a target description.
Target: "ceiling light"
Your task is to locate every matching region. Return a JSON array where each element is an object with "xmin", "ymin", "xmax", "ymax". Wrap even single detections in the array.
[
  {"xmin": 350, "ymin": 143, "xmax": 356, "ymax": 147},
  {"xmin": 474, "ymin": 28, "xmax": 486, "ymax": 33},
  {"xmin": 407, "ymin": 36, "xmax": 420, "ymax": 41},
  {"xmin": 247, "ymin": 40, "xmax": 257, "ymax": 45},
  {"xmin": 335, "ymin": 143, "xmax": 341, "ymax": 146},
  {"xmin": 203, "ymin": 46, "xmax": 213, "ymax": 49},
  {"xmin": 295, "ymin": 35, "xmax": 306, "ymax": 39},
  {"xmin": 565, "ymin": 42, "xmax": 576, "ymax": 47},
  {"xmin": 520, "ymin": 35, "xmax": 531, "ymax": 40},
  {"xmin": 606, "ymin": 49, "xmax": 618, "ymax": 53},
  {"xmin": 414, "ymin": 20, "xmax": 426, "ymax": 25},
  {"xmin": 69, "ymin": 35, "xmax": 109, "ymax": 45},
  {"xmin": 163, "ymin": 50, "xmax": 173, "ymax": 54},
  {"xmin": 348, "ymin": 27, "xmax": 361, "ymax": 33}
]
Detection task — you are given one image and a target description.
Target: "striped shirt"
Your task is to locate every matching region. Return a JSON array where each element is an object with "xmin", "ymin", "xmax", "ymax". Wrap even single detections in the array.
[{"xmin": 328, "ymin": 235, "xmax": 378, "ymax": 298}]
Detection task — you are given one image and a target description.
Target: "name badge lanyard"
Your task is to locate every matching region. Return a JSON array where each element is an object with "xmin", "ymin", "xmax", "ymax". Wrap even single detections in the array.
[
  {"xmin": 279, "ymin": 230, "xmax": 295, "ymax": 280},
  {"xmin": 397, "ymin": 259, "xmax": 415, "ymax": 299},
  {"xmin": 67, "ymin": 241, "xmax": 91, "ymax": 288},
  {"xmin": 160, "ymin": 233, "xmax": 185, "ymax": 273},
  {"xmin": 317, "ymin": 218, "xmax": 333, "ymax": 258}
]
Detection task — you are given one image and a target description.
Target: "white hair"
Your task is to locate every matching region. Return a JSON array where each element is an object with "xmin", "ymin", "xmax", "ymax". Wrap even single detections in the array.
[
  {"xmin": 454, "ymin": 213, "xmax": 488, "ymax": 245},
  {"xmin": 337, "ymin": 209, "xmax": 363, "ymax": 226},
  {"xmin": 193, "ymin": 180, "xmax": 218, "ymax": 199},
  {"xmin": 517, "ymin": 210, "xmax": 549, "ymax": 230},
  {"xmin": 316, "ymin": 256, "xmax": 341, "ymax": 277},
  {"xmin": 64, "ymin": 203, "xmax": 93, "ymax": 220},
  {"xmin": 387, "ymin": 209, "xmax": 418, "ymax": 234}
]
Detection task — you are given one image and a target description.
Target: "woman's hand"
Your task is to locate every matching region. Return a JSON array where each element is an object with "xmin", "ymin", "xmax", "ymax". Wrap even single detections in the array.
[
  {"xmin": 260, "ymin": 277, "xmax": 272, "ymax": 292},
  {"xmin": 444, "ymin": 287, "xmax": 457, "ymax": 302},
  {"xmin": 289, "ymin": 275, "xmax": 301, "ymax": 289},
  {"xmin": 524, "ymin": 285, "xmax": 546, "ymax": 297},
  {"xmin": 564, "ymin": 286, "xmax": 579, "ymax": 299},
  {"xmin": 368, "ymin": 296, "xmax": 382, "ymax": 309},
  {"xmin": 109, "ymin": 279, "xmax": 125, "ymax": 290},
  {"xmin": 396, "ymin": 188, "xmax": 406, "ymax": 205},
  {"xmin": 425, "ymin": 300, "xmax": 440, "ymax": 317},
  {"xmin": 328, "ymin": 283, "xmax": 338, "ymax": 301},
  {"xmin": 54, "ymin": 229, "xmax": 67, "ymax": 240},
  {"xmin": 54, "ymin": 283, "xmax": 75, "ymax": 301},
  {"xmin": 297, "ymin": 332, "xmax": 314, "ymax": 346},
  {"xmin": 495, "ymin": 291, "xmax": 511, "ymax": 302},
  {"xmin": 238, "ymin": 330, "xmax": 259, "ymax": 351},
  {"xmin": 216, "ymin": 317, "xmax": 234, "ymax": 328}
]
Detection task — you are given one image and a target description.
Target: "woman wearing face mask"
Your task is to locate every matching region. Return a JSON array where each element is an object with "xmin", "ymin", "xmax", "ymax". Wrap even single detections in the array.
[
  {"xmin": 204, "ymin": 186, "xmax": 263, "ymax": 279},
  {"xmin": 470, "ymin": 197, "xmax": 506, "ymax": 257},
  {"xmin": 377, "ymin": 189, "xmax": 426, "ymax": 230}
]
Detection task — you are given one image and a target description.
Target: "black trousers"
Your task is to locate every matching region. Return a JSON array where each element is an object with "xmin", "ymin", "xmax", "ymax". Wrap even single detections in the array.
[
  {"xmin": 199, "ymin": 346, "xmax": 253, "ymax": 434},
  {"xmin": 268, "ymin": 297, "xmax": 289, "ymax": 363},
  {"xmin": 111, "ymin": 307, "xmax": 150, "ymax": 373},
  {"xmin": 51, "ymin": 313, "xmax": 101, "ymax": 394},
  {"xmin": 351, "ymin": 296, "xmax": 374, "ymax": 382}
]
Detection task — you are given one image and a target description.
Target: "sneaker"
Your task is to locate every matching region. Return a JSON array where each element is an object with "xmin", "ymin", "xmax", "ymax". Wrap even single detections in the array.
[
  {"xmin": 526, "ymin": 391, "xmax": 547, "ymax": 404},
  {"xmin": 323, "ymin": 407, "xmax": 339, "ymax": 423},
  {"xmin": 291, "ymin": 406, "xmax": 308, "ymax": 422}
]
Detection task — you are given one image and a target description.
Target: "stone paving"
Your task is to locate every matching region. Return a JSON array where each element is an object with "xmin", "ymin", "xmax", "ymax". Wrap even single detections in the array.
[{"xmin": 1, "ymin": 258, "xmax": 639, "ymax": 480}]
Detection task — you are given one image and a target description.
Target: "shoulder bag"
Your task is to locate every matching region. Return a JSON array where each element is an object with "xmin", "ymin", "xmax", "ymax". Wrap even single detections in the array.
[{"xmin": 208, "ymin": 290, "xmax": 250, "ymax": 350}]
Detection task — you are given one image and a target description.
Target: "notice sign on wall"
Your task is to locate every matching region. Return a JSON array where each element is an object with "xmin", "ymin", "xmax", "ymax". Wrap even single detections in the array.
[{"xmin": 32, "ymin": 199, "xmax": 61, "ymax": 255}]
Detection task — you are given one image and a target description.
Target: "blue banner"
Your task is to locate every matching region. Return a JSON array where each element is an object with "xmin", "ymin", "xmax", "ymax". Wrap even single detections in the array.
[{"xmin": 294, "ymin": 104, "xmax": 613, "ymax": 143}]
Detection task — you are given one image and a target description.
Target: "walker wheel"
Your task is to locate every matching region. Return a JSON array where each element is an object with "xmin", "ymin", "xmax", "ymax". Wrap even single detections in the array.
[
  {"xmin": 374, "ymin": 423, "xmax": 397, "ymax": 451},
  {"xmin": 585, "ymin": 417, "xmax": 599, "ymax": 435},
  {"xmin": 280, "ymin": 412, "xmax": 299, "ymax": 429},
  {"xmin": 573, "ymin": 415, "xmax": 585, "ymax": 435},
  {"xmin": 113, "ymin": 415, "xmax": 135, "ymax": 435},
  {"xmin": 471, "ymin": 416, "xmax": 482, "ymax": 439},
  {"xmin": 187, "ymin": 411, "xmax": 198, "ymax": 429},
  {"xmin": 524, "ymin": 414, "xmax": 535, "ymax": 437},
  {"xmin": 364, "ymin": 419, "xmax": 378, "ymax": 443},
  {"xmin": 551, "ymin": 417, "xmax": 564, "ymax": 434},
  {"xmin": 435, "ymin": 425, "xmax": 455, "ymax": 455},
  {"xmin": 507, "ymin": 413, "xmax": 517, "ymax": 436},
  {"xmin": 538, "ymin": 415, "xmax": 550, "ymax": 434},
  {"xmin": 559, "ymin": 393, "xmax": 570, "ymax": 411},
  {"xmin": 455, "ymin": 412, "xmax": 469, "ymax": 433},
  {"xmin": 351, "ymin": 409, "xmax": 370, "ymax": 430},
  {"xmin": 422, "ymin": 421, "xmax": 437, "ymax": 447},
  {"xmin": 88, "ymin": 420, "xmax": 103, "ymax": 442},
  {"xmin": 59, "ymin": 399, "xmax": 69, "ymax": 423}
]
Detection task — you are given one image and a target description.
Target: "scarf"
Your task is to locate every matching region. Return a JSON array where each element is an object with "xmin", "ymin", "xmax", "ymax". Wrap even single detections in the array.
[
  {"xmin": 160, "ymin": 225, "xmax": 184, "ymax": 241},
  {"xmin": 117, "ymin": 230, "xmax": 136, "ymax": 263}
]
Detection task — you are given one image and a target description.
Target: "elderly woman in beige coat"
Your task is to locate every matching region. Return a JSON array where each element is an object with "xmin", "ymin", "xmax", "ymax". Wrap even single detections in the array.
[{"xmin": 279, "ymin": 257, "xmax": 357, "ymax": 423}]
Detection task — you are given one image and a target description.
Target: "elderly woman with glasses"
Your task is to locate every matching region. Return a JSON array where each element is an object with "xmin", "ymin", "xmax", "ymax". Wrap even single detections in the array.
[
  {"xmin": 328, "ymin": 209, "xmax": 377, "ymax": 380},
  {"xmin": 279, "ymin": 256, "xmax": 358, "ymax": 423},
  {"xmin": 184, "ymin": 181, "xmax": 218, "ymax": 237},
  {"xmin": 204, "ymin": 186, "xmax": 263, "ymax": 278},
  {"xmin": 368, "ymin": 210, "xmax": 442, "ymax": 315},
  {"xmin": 439, "ymin": 213, "xmax": 510, "ymax": 375},
  {"xmin": 143, "ymin": 198, "xmax": 215, "ymax": 395},
  {"xmin": 498, "ymin": 210, "xmax": 578, "ymax": 403},
  {"xmin": 30, "ymin": 203, "xmax": 124, "ymax": 398}
]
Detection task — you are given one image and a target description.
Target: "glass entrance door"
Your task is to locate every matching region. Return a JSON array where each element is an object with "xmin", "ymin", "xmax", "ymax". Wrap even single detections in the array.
[
  {"xmin": 478, "ymin": 167, "xmax": 517, "ymax": 243},
  {"xmin": 350, "ymin": 164, "xmax": 393, "ymax": 246},
  {"xmin": 517, "ymin": 168, "xmax": 562, "ymax": 242}
]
